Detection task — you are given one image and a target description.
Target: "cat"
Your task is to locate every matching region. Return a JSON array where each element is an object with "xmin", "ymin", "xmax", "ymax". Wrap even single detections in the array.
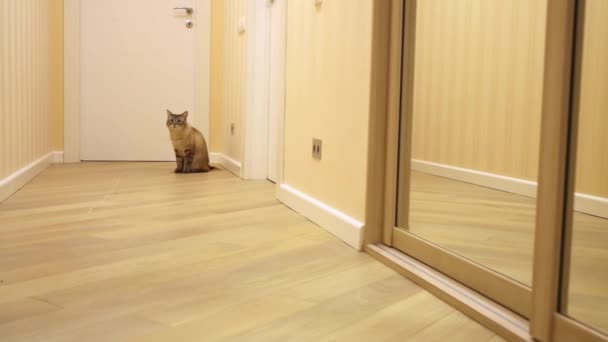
[{"xmin": 166, "ymin": 110, "xmax": 212, "ymax": 173}]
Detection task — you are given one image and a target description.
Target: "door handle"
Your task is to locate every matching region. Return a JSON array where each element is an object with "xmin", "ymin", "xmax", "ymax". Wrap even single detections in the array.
[{"xmin": 173, "ymin": 7, "xmax": 193, "ymax": 15}]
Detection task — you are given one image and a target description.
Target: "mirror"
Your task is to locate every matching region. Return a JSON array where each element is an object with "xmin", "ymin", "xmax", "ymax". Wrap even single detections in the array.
[
  {"xmin": 396, "ymin": 0, "xmax": 548, "ymax": 286},
  {"xmin": 562, "ymin": 0, "xmax": 608, "ymax": 334}
]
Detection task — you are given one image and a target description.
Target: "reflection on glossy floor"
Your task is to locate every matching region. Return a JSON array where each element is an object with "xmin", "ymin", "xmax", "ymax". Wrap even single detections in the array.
[
  {"xmin": 0, "ymin": 163, "xmax": 502, "ymax": 342},
  {"xmin": 568, "ymin": 212, "xmax": 608, "ymax": 335},
  {"xmin": 408, "ymin": 170, "xmax": 608, "ymax": 333},
  {"xmin": 408, "ymin": 171, "xmax": 536, "ymax": 285}
]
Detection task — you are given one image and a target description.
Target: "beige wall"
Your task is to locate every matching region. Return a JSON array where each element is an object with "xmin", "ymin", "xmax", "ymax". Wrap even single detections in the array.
[
  {"xmin": 575, "ymin": 0, "xmax": 608, "ymax": 198},
  {"xmin": 283, "ymin": 1, "xmax": 373, "ymax": 222},
  {"xmin": 209, "ymin": 0, "xmax": 224, "ymax": 152},
  {"xmin": 220, "ymin": 0, "xmax": 247, "ymax": 162},
  {"xmin": 50, "ymin": 0, "xmax": 64, "ymax": 151},
  {"xmin": 0, "ymin": 0, "xmax": 63, "ymax": 179},
  {"xmin": 410, "ymin": 0, "xmax": 547, "ymax": 182}
]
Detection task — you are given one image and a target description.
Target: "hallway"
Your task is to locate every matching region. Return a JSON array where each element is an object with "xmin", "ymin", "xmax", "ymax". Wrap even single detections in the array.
[{"xmin": 0, "ymin": 163, "xmax": 501, "ymax": 341}]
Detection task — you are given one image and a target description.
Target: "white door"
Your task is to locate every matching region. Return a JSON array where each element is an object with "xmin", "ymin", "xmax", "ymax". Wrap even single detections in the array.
[
  {"xmin": 267, "ymin": 0, "xmax": 286, "ymax": 182},
  {"xmin": 81, "ymin": 0, "xmax": 209, "ymax": 161}
]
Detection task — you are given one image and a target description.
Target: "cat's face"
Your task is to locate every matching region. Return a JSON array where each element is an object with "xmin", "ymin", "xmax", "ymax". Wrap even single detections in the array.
[{"xmin": 166, "ymin": 110, "xmax": 188, "ymax": 130}]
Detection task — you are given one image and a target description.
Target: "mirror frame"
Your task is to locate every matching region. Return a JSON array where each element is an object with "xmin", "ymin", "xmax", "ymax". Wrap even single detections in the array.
[{"xmin": 364, "ymin": 0, "xmax": 608, "ymax": 341}]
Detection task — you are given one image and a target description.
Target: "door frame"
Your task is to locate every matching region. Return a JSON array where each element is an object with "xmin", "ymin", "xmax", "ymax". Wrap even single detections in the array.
[
  {"xmin": 63, "ymin": 0, "xmax": 211, "ymax": 163},
  {"xmin": 385, "ymin": 0, "xmax": 533, "ymax": 319},
  {"xmin": 266, "ymin": 0, "xmax": 287, "ymax": 183},
  {"xmin": 241, "ymin": 0, "xmax": 286, "ymax": 181},
  {"xmin": 241, "ymin": 0, "xmax": 271, "ymax": 179},
  {"xmin": 365, "ymin": 0, "xmax": 607, "ymax": 341}
]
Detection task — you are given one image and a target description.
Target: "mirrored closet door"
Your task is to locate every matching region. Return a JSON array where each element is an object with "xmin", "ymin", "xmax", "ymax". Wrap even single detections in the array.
[
  {"xmin": 376, "ymin": 0, "xmax": 608, "ymax": 340},
  {"xmin": 391, "ymin": 0, "xmax": 548, "ymax": 317},
  {"xmin": 560, "ymin": 0, "xmax": 608, "ymax": 336}
]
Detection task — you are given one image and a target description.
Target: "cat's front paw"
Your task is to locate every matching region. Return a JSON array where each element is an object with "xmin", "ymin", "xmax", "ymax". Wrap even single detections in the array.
[{"xmin": 174, "ymin": 168, "xmax": 183, "ymax": 173}]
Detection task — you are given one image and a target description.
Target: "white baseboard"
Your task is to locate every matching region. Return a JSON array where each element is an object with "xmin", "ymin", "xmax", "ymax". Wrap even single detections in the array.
[
  {"xmin": 412, "ymin": 159, "xmax": 608, "ymax": 219},
  {"xmin": 0, "ymin": 152, "xmax": 61, "ymax": 203},
  {"xmin": 51, "ymin": 151, "xmax": 64, "ymax": 164},
  {"xmin": 575, "ymin": 193, "xmax": 608, "ymax": 220},
  {"xmin": 277, "ymin": 184, "xmax": 364, "ymax": 250},
  {"xmin": 210, "ymin": 152, "xmax": 242, "ymax": 177},
  {"xmin": 411, "ymin": 159, "xmax": 537, "ymax": 198}
]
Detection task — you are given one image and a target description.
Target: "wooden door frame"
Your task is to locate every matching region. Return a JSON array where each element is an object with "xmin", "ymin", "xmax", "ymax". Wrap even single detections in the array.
[
  {"xmin": 364, "ymin": 0, "xmax": 608, "ymax": 341},
  {"xmin": 535, "ymin": 1, "xmax": 608, "ymax": 341},
  {"xmin": 63, "ymin": 0, "xmax": 212, "ymax": 163},
  {"xmin": 530, "ymin": 0, "xmax": 579, "ymax": 339},
  {"xmin": 367, "ymin": 0, "xmax": 532, "ymax": 320}
]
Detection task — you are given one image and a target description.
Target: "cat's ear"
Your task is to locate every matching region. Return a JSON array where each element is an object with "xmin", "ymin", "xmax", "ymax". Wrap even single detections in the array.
[
  {"xmin": 166, "ymin": 109, "xmax": 173, "ymax": 117},
  {"xmin": 181, "ymin": 111, "xmax": 189, "ymax": 119}
]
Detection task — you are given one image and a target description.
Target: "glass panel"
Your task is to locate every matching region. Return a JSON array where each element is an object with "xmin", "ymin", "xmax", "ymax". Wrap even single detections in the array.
[
  {"xmin": 396, "ymin": 0, "xmax": 548, "ymax": 286},
  {"xmin": 562, "ymin": 0, "xmax": 608, "ymax": 334}
]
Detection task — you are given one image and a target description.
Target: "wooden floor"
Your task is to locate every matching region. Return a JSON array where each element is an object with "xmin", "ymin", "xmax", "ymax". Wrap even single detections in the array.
[
  {"xmin": 0, "ymin": 163, "xmax": 502, "ymax": 342},
  {"xmin": 407, "ymin": 170, "xmax": 608, "ymax": 334}
]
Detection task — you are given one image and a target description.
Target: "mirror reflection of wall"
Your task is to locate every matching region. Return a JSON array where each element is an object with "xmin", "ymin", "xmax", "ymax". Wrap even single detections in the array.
[
  {"xmin": 396, "ymin": 1, "xmax": 547, "ymax": 286},
  {"xmin": 563, "ymin": 0, "xmax": 608, "ymax": 334}
]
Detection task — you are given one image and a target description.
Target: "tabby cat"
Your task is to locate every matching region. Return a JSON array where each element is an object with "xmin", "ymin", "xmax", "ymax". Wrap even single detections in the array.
[{"xmin": 166, "ymin": 110, "xmax": 212, "ymax": 173}]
